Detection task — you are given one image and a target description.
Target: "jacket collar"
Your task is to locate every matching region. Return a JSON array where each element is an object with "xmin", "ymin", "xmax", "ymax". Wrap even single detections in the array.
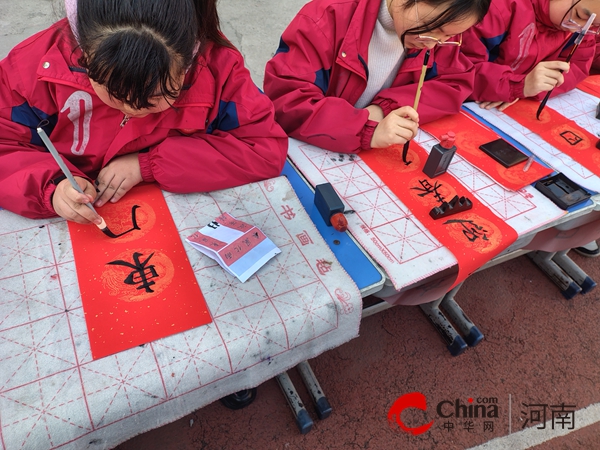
[
  {"xmin": 336, "ymin": 0, "xmax": 380, "ymax": 75},
  {"xmin": 336, "ymin": 0, "xmax": 430, "ymax": 75},
  {"xmin": 532, "ymin": 0, "xmax": 556, "ymax": 31}
]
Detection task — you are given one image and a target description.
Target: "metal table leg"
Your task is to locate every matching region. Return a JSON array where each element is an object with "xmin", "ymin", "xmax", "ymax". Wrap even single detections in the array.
[
  {"xmin": 440, "ymin": 284, "xmax": 484, "ymax": 348},
  {"xmin": 420, "ymin": 296, "xmax": 468, "ymax": 357},
  {"xmin": 554, "ymin": 250, "xmax": 597, "ymax": 294},
  {"xmin": 276, "ymin": 372, "xmax": 314, "ymax": 434},
  {"xmin": 297, "ymin": 361, "xmax": 332, "ymax": 419},
  {"xmin": 528, "ymin": 251, "xmax": 582, "ymax": 299}
]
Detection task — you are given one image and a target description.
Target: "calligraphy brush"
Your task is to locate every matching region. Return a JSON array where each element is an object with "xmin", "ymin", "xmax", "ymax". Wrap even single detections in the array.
[
  {"xmin": 402, "ymin": 49, "xmax": 430, "ymax": 164},
  {"xmin": 37, "ymin": 127, "xmax": 118, "ymax": 238},
  {"xmin": 536, "ymin": 13, "xmax": 596, "ymax": 120}
]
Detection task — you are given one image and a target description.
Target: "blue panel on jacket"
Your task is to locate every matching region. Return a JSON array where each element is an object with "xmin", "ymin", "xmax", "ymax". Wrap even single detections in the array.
[
  {"xmin": 11, "ymin": 102, "xmax": 58, "ymax": 147},
  {"xmin": 207, "ymin": 100, "xmax": 240, "ymax": 134},
  {"xmin": 315, "ymin": 68, "xmax": 331, "ymax": 94},
  {"xmin": 425, "ymin": 62, "xmax": 438, "ymax": 81},
  {"xmin": 275, "ymin": 37, "xmax": 290, "ymax": 55},
  {"xmin": 480, "ymin": 34, "xmax": 505, "ymax": 63}
]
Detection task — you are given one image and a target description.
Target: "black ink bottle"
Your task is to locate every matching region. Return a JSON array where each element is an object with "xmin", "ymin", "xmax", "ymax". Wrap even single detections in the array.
[{"xmin": 422, "ymin": 131, "xmax": 457, "ymax": 178}]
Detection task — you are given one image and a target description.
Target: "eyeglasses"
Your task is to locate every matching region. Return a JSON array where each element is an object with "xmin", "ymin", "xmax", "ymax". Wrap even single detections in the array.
[
  {"xmin": 561, "ymin": 0, "xmax": 600, "ymax": 34},
  {"xmin": 413, "ymin": 1, "xmax": 463, "ymax": 46},
  {"xmin": 415, "ymin": 33, "xmax": 463, "ymax": 46}
]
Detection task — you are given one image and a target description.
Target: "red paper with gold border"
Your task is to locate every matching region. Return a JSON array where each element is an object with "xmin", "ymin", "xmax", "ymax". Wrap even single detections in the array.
[
  {"xmin": 576, "ymin": 75, "xmax": 600, "ymax": 97},
  {"xmin": 502, "ymin": 99, "xmax": 600, "ymax": 176},
  {"xmin": 421, "ymin": 112, "xmax": 552, "ymax": 191},
  {"xmin": 359, "ymin": 143, "xmax": 518, "ymax": 288},
  {"xmin": 68, "ymin": 183, "xmax": 211, "ymax": 360}
]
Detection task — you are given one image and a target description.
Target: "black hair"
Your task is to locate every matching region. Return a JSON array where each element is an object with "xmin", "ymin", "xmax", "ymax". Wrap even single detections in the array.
[
  {"xmin": 76, "ymin": 0, "xmax": 231, "ymax": 110},
  {"xmin": 193, "ymin": 0, "xmax": 232, "ymax": 50},
  {"xmin": 400, "ymin": 0, "xmax": 491, "ymax": 37}
]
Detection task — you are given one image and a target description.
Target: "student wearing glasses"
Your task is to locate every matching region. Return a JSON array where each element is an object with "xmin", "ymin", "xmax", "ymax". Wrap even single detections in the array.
[
  {"xmin": 461, "ymin": 0, "xmax": 600, "ymax": 111},
  {"xmin": 263, "ymin": 0, "xmax": 491, "ymax": 153}
]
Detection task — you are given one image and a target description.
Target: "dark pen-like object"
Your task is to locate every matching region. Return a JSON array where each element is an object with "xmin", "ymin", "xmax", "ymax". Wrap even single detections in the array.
[
  {"xmin": 402, "ymin": 49, "xmax": 430, "ymax": 164},
  {"xmin": 536, "ymin": 13, "xmax": 596, "ymax": 120}
]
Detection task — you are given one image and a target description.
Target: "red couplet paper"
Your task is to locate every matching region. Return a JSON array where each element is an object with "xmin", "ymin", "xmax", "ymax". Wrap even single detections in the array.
[
  {"xmin": 576, "ymin": 75, "xmax": 600, "ymax": 97},
  {"xmin": 421, "ymin": 111, "xmax": 552, "ymax": 191},
  {"xmin": 359, "ymin": 143, "xmax": 518, "ymax": 288},
  {"xmin": 502, "ymin": 99, "xmax": 600, "ymax": 177},
  {"xmin": 68, "ymin": 183, "xmax": 211, "ymax": 360}
]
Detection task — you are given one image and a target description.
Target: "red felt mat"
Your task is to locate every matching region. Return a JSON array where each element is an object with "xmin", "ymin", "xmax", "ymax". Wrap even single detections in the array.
[
  {"xmin": 68, "ymin": 183, "xmax": 211, "ymax": 359},
  {"xmin": 421, "ymin": 111, "xmax": 552, "ymax": 191},
  {"xmin": 359, "ymin": 142, "xmax": 518, "ymax": 288},
  {"xmin": 502, "ymin": 99, "xmax": 600, "ymax": 177},
  {"xmin": 576, "ymin": 75, "xmax": 600, "ymax": 97}
]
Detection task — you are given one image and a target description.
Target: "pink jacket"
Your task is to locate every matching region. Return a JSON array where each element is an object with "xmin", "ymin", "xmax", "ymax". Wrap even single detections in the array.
[
  {"xmin": 263, "ymin": 0, "xmax": 476, "ymax": 153},
  {"xmin": 0, "ymin": 19, "xmax": 288, "ymax": 219},
  {"xmin": 592, "ymin": 35, "xmax": 600, "ymax": 72},
  {"xmin": 461, "ymin": 0, "xmax": 596, "ymax": 102}
]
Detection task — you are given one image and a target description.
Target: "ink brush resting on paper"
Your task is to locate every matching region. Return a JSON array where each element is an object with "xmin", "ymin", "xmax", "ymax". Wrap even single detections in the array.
[
  {"xmin": 536, "ymin": 13, "xmax": 596, "ymax": 120},
  {"xmin": 402, "ymin": 49, "xmax": 430, "ymax": 164},
  {"xmin": 36, "ymin": 126, "xmax": 119, "ymax": 238}
]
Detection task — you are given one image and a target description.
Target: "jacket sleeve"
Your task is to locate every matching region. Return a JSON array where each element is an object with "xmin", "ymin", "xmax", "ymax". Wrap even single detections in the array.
[
  {"xmin": 0, "ymin": 40, "xmax": 82, "ymax": 219},
  {"xmin": 138, "ymin": 48, "xmax": 288, "ymax": 193},
  {"xmin": 462, "ymin": 0, "xmax": 595, "ymax": 103},
  {"xmin": 531, "ymin": 34, "xmax": 595, "ymax": 100},
  {"xmin": 460, "ymin": 2, "xmax": 528, "ymax": 103},
  {"xmin": 592, "ymin": 34, "xmax": 600, "ymax": 73},
  {"xmin": 370, "ymin": 48, "xmax": 476, "ymax": 124},
  {"xmin": 263, "ymin": 13, "xmax": 372, "ymax": 153}
]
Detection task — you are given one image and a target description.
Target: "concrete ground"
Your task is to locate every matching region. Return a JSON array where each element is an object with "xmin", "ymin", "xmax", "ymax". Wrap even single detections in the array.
[
  {"xmin": 3, "ymin": 1, "xmax": 600, "ymax": 449},
  {"xmin": 0, "ymin": 0, "xmax": 307, "ymax": 86}
]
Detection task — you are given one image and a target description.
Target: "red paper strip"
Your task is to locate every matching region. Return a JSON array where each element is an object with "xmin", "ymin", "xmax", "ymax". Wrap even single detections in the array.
[
  {"xmin": 359, "ymin": 143, "xmax": 518, "ymax": 288},
  {"xmin": 502, "ymin": 99, "xmax": 600, "ymax": 177},
  {"xmin": 576, "ymin": 75, "xmax": 600, "ymax": 97},
  {"xmin": 68, "ymin": 183, "xmax": 211, "ymax": 360},
  {"xmin": 421, "ymin": 112, "xmax": 552, "ymax": 191}
]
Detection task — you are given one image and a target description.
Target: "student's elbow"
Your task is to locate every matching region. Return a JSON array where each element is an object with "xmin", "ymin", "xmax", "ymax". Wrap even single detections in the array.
[{"xmin": 255, "ymin": 133, "xmax": 288, "ymax": 179}]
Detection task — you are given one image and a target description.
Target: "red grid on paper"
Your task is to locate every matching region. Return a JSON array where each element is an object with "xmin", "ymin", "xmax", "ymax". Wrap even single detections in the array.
[
  {"xmin": 0, "ymin": 177, "xmax": 356, "ymax": 450},
  {"xmin": 295, "ymin": 142, "xmax": 538, "ymax": 267}
]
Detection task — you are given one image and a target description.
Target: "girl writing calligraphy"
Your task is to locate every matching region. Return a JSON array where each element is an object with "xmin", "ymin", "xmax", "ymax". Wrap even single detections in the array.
[
  {"xmin": 263, "ymin": 0, "xmax": 491, "ymax": 153},
  {"xmin": 0, "ymin": 0, "xmax": 287, "ymax": 223}
]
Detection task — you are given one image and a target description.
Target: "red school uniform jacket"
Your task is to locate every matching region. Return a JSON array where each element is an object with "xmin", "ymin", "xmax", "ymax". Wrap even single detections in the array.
[
  {"xmin": 0, "ymin": 19, "xmax": 288, "ymax": 219},
  {"xmin": 461, "ymin": 0, "xmax": 595, "ymax": 103},
  {"xmin": 263, "ymin": 0, "xmax": 476, "ymax": 153}
]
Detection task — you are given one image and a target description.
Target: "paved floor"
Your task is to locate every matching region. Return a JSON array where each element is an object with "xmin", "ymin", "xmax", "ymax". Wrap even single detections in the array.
[{"xmin": 3, "ymin": 1, "xmax": 600, "ymax": 449}]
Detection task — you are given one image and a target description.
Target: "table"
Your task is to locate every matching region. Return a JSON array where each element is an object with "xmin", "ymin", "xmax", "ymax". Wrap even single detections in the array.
[
  {"xmin": 0, "ymin": 176, "xmax": 364, "ymax": 449},
  {"xmin": 284, "ymin": 87, "xmax": 600, "ymax": 355}
]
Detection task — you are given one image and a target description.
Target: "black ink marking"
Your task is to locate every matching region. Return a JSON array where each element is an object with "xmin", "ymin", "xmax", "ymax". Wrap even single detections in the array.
[
  {"xmin": 107, "ymin": 252, "xmax": 158, "ymax": 293},
  {"xmin": 101, "ymin": 205, "xmax": 141, "ymax": 238}
]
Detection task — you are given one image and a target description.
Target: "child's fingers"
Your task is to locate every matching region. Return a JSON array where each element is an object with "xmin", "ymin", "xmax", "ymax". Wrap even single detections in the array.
[
  {"xmin": 370, "ymin": 114, "xmax": 419, "ymax": 148},
  {"xmin": 94, "ymin": 173, "xmax": 117, "ymax": 207},
  {"xmin": 540, "ymin": 60, "xmax": 570, "ymax": 73},
  {"xmin": 52, "ymin": 180, "xmax": 100, "ymax": 224},
  {"xmin": 498, "ymin": 99, "xmax": 519, "ymax": 112},
  {"xmin": 95, "ymin": 176, "xmax": 135, "ymax": 206},
  {"xmin": 478, "ymin": 101, "xmax": 502, "ymax": 110},
  {"xmin": 390, "ymin": 106, "xmax": 419, "ymax": 122},
  {"xmin": 95, "ymin": 153, "xmax": 143, "ymax": 206}
]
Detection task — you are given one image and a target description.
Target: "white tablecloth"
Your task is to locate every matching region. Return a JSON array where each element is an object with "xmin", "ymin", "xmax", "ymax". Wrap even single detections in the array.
[{"xmin": 0, "ymin": 176, "xmax": 362, "ymax": 450}]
